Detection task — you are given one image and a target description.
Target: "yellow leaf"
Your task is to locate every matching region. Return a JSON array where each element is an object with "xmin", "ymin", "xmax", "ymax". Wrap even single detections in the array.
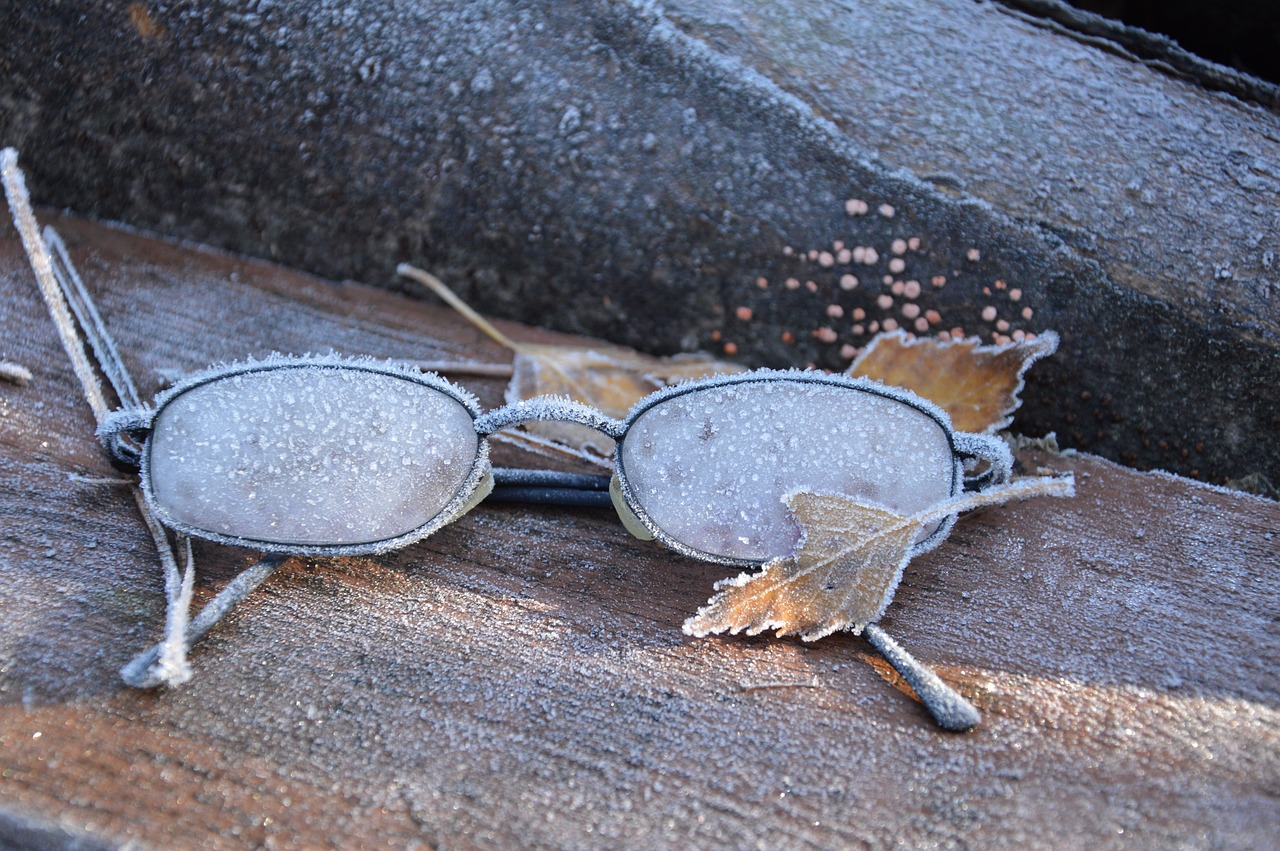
[
  {"xmin": 684, "ymin": 492, "xmax": 917, "ymax": 641},
  {"xmin": 684, "ymin": 476, "xmax": 1074, "ymax": 642},
  {"xmin": 849, "ymin": 330, "xmax": 1059, "ymax": 434}
]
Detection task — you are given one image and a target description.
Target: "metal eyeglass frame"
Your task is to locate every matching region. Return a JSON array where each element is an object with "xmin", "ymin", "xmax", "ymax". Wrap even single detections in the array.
[{"xmin": 99, "ymin": 359, "xmax": 1013, "ymax": 564}]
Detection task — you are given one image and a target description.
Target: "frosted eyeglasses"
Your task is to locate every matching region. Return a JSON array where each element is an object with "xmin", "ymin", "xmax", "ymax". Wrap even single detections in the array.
[
  {"xmin": 100, "ymin": 357, "xmax": 1013, "ymax": 564},
  {"xmin": 4, "ymin": 145, "xmax": 1003, "ymax": 729}
]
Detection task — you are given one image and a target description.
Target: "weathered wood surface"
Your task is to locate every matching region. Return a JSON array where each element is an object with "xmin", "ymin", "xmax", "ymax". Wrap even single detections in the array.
[
  {"xmin": 2, "ymin": 0, "xmax": 1278, "ymax": 486},
  {"xmin": 1, "ymin": 217, "xmax": 1277, "ymax": 848}
]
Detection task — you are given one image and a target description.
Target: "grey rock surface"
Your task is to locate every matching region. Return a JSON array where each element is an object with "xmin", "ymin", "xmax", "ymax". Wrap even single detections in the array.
[{"xmin": 2, "ymin": 0, "xmax": 1276, "ymax": 485}]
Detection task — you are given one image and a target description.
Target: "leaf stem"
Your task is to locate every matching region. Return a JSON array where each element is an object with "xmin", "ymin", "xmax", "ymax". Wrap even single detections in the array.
[{"xmin": 397, "ymin": 263, "xmax": 524, "ymax": 352}]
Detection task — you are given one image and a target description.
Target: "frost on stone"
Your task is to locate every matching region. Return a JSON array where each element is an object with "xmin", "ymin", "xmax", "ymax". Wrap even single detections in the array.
[
  {"xmin": 148, "ymin": 364, "xmax": 480, "ymax": 546},
  {"xmin": 684, "ymin": 475, "xmax": 1075, "ymax": 641},
  {"xmin": 618, "ymin": 380, "xmax": 956, "ymax": 562}
]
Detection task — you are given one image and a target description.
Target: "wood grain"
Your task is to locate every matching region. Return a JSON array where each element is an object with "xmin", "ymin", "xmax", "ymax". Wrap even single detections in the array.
[{"xmin": 1, "ymin": 217, "xmax": 1276, "ymax": 848}]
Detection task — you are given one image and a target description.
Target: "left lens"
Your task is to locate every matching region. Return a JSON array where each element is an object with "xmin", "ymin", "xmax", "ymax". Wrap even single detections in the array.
[
  {"xmin": 146, "ymin": 365, "xmax": 479, "ymax": 547},
  {"xmin": 617, "ymin": 378, "xmax": 957, "ymax": 562}
]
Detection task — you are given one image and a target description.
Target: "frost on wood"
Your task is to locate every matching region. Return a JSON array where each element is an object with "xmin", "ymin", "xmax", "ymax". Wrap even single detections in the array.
[
  {"xmin": 618, "ymin": 379, "xmax": 957, "ymax": 562},
  {"xmin": 148, "ymin": 365, "xmax": 480, "ymax": 545}
]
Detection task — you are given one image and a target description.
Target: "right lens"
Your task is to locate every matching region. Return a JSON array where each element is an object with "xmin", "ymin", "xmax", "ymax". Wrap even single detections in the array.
[
  {"xmin": 146, "ymin": 365, "xmax": 480, "ymax": 548},
  {"xmin": 618, "ymin": 378, "xmax": 957, "ymax": 562}
]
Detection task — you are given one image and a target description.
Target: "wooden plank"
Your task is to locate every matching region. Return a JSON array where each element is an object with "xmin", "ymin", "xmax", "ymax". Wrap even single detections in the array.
[{"xmin": 1, "ymin": 216, "xmax": 1277, "ymax": 848}]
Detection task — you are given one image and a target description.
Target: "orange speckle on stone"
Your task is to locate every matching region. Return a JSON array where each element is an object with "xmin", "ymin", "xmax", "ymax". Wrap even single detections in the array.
[
  {"xmin": 785, "ymin": 277, "xmax": 800, "ymax": 290},
  {"xmin": 1022, "ymin": 306, "xmax": 1034, "ymax": 319},
  {"xmin": 903, "ymin": 280, "xmax": 921, "ymax": 299},
  {"xmin": 781, "ymin": 331, "xmax": 795, "ymax": 345},
  {"xmin": 925, "ymin": 309, "xmax": 941, "ymax": 325},
  {"xmin": 839, "ymin": 273, "xmax": 859, "ymax": 290},
  {"xmin": 852, "ymin": 323, "xmax": 865, "ymax": 335},
  {"xmin": 852, "ymin": 307, "xmax": 867, "ymax": 321},
  {"xmin": 826, "ymin": 304, "xmax": 845, "ymax": 318},
  {"xmin": 710, "ymin": 330, "xmax": 722, "ymax": 341},
  {"xmin": 882, "ymin": 275, "xmax": 894, "ymax": 286},
  {"xmin": 907, "ymin": 237, "xmax": 921, "ymax": 251},
  {"xmin": 756, "ymin": 276, "xmax": 769, "ymax": 289},
  {"xmin": 882, "ymin": 317, "xmax": 899, "ymax": 331},
  {"xmin": 982, "ymin": 286, "xmax": 992, "ymax": 296},
  {"xmin": 966, "ymin": 248, "xmax": 981, "ymax": 262},
  {"xmin": 735, "ymin": 306, "xmax": 753, "ymax": 321},
  {"xmin": 839, "ymin": 343, "xmax": 857, "ymax": 360},
  {"xmin": 950, "ymin": 326, "xmax": 964, "ymax": 338},
  {"xmin": 805, "ymin": 280, "xmax": 819, "ymax": 293},
  {"xmin": 914, "ymin": 317, "xmax": 929, "ymax": 333},
  {"xmin": 722, "ymin": 341, "xmax": 738, "ymax": 356},
  {"xmin": 808, "ymin": 249, "xmax": 820, "ymax": 261},
  {"xmin": 930, "ymin": 275, "xmax": 947, "ymax": 288},
  {"xmin": 890, "ymin": 280, "xmax": 905, "ymax": 296},
  {"xmin": 981, "ymin": 305, "xmax": 998, "ymax": 322},
  {"xmin": 902, "ymin": 303, "xmax": 921, "ymax": 320},
  {"xmin": 996, "ymin": 319, "xmax": 1010, "ymax": 332},
  {"xmin": 833, "ymin": 240, "xmax": 845, "ymax": 251},
  {"xmin": 845, "ymin": 198, "xmax": 869, "ymax": 216},
  {"xmin": 814, "ymin": 326, "xmax": 838, "ymax": 343},
  {"xmin": 877, "ymin": 294, "xmax": 894, "ymax": 310},
  {"xmin": 995, "ymin": 279, "xmax": 1007, "ymax": 290},
  {"xmin": 868, "ymin": 320, "xmax": 880, "ymax": 334},
  {"xmin": 1009, "ymin": 288, "xmax": 1022, "ymax": 301}
]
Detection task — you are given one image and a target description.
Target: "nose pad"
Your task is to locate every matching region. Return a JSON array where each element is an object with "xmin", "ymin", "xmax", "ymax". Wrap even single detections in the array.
[
  {"xmin": 441, "ymin": 466, "xmax": 495, "ymax": 525},
  {"xmin": 609, "ymin": 473, "xmax": 655, "ymax": 541}
]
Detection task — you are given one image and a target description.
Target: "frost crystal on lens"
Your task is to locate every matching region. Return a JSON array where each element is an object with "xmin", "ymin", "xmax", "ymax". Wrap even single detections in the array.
[
  {"xmin": 620, "ymin": 381, "xmax": 955, "ymax": 561},
  {"xmin": 148, "ymin": 366, "xmax": 479, "ymax": 545}
]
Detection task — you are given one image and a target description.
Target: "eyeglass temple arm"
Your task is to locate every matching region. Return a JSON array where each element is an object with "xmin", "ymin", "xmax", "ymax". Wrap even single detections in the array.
[{"xmin": 953, "ymin": 432, "xmax": 1013, "ymax": 491}]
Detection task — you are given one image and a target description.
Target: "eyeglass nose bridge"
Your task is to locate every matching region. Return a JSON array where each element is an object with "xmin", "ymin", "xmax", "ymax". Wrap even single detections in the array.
[{"xmin": 474, "ymin": 398, "xmax": 627, "ymax": 440}]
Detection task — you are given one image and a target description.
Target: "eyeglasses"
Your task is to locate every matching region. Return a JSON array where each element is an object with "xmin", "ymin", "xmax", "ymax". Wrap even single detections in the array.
[
  {"xmin": 5, "ymin": 147, "xmax": 1007, "ymax": 731},
  {"xmin": 100, "ymin": 357, "xmax": 1011, "ymax": 564}
]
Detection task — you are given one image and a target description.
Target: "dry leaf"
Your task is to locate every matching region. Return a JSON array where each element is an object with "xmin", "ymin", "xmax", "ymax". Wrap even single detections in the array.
[
  {"xmin": 684, "ymin": 476, "xmax": 1074, "ymax": 642},
  {"xmin": 399, "ymin": 264, "xmax": 743, "ymax": 455},
  {"xmin": 849, "ymin": 330, "xmax": 1059, "ymax": 434}
]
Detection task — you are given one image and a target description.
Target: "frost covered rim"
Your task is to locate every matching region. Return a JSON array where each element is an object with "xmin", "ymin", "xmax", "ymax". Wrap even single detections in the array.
[
  {"xmin": 619, "ymin": 368, "xmax": 957, "ymax": 434},
  {"xmin": 611, "ymin": 369, "xmax": 974, "ymax": 568},
  {"xmin": 99, "ymin": 354, "xmax": 492, "ymax": 557}
]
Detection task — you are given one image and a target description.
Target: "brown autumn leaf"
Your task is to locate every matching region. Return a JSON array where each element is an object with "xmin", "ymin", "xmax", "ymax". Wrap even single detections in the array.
[
  {"xmin": 399, "ymin": 264, "xmax": 744, "ymax": 454},
  {"xmin": 684, "ymin": 476, "xmax": 1074, "ymax": 642},
  {"xmin": 849, "ymin": 330, "xmax": 1059, "ymax": 434}
]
